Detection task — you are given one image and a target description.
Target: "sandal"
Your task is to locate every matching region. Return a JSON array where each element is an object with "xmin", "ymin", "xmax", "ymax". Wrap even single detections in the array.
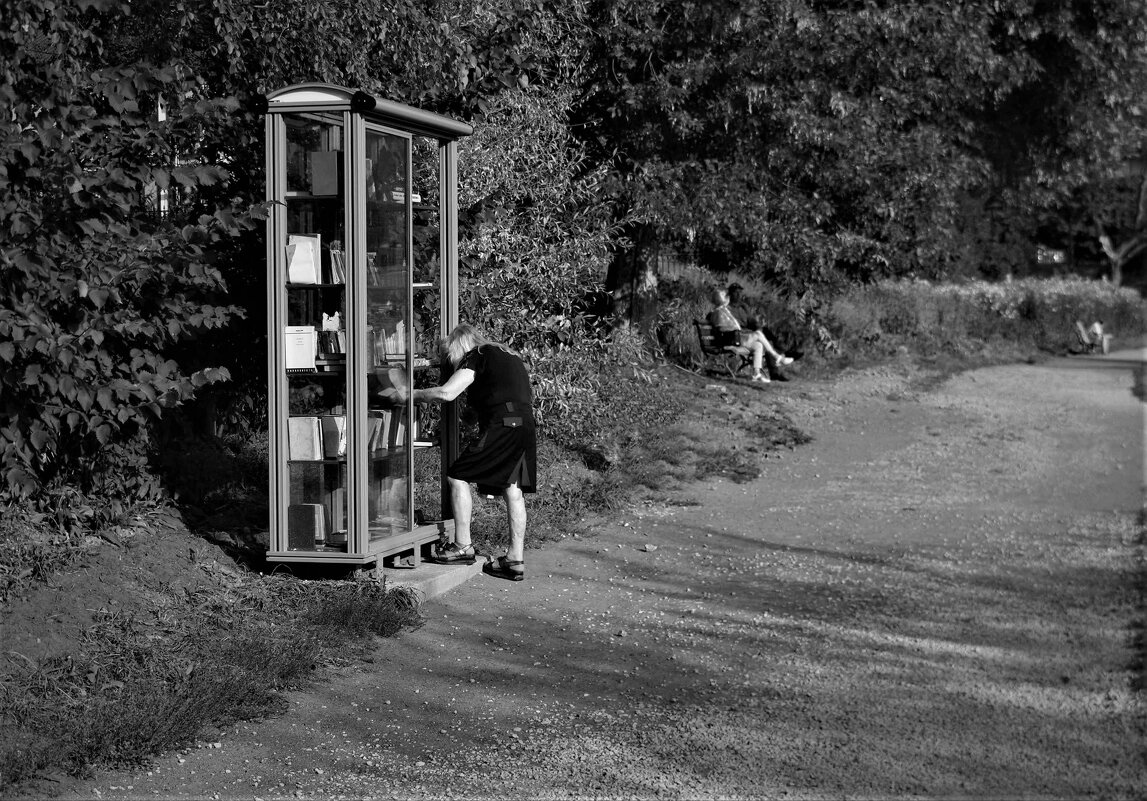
[
  {"xmin": 482, "ymin": 556, "xmax": 524, "ymax": 582},
  {"xmin": 428, "ymin": 541, "xmax": 477, "ymax": 565}
]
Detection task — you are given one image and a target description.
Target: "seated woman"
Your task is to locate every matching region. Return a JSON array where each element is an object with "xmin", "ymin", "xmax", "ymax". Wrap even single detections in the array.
[
  {"xmin": 727, "ymin": 282, "xmax": 803, "ymax": 364},
  {"xmin": 1075, "ymin": 319, "xmax": 1113, "ymax": 355},
  {"xmin": 706, "ymin": 288, "xmax": 792, "ymax": 383}
]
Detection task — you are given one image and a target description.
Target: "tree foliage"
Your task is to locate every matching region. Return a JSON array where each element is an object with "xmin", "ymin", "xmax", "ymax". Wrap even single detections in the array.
[
  {"xmin": 575, "ymin": 0, "xmax": 1147, "ymax": 306},
  {"xmin": 1, "ymin": 0, "xmax": 258, "ymax": 508},
  {"xmin": 457, "ymin": 87, "xmax": 621, "ymax": 351}
]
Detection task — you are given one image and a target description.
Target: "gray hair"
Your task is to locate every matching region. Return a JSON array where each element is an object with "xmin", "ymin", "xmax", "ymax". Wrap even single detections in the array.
[{"xmin": 442, "ymin": 323, "xmax": 513, "ymax": 367}]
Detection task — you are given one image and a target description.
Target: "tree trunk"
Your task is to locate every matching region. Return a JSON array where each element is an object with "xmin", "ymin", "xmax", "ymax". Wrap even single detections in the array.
[{"xmin": 605, "ymin": 223, "xmax": 661, "ymax": 332}]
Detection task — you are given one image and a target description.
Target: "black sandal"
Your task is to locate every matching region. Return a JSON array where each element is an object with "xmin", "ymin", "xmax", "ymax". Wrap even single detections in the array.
[
  {"xmin": 482, "ymin": 556, "xmax": 524, "ymax": 582},
  {"xmin": 428, "ymin": 541, "xmax": 477, "ymax": 565}
]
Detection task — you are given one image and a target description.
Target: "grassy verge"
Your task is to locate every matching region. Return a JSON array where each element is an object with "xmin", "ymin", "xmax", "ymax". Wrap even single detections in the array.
[{"xmin": 0, "ymin": 553, "xmax": 420, "ymax": 792}]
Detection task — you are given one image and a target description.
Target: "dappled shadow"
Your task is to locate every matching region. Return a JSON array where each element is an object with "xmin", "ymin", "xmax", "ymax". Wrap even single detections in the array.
[{"xmin": 332, "ymin": 509, "xmax": 1147, "ymax": 799}]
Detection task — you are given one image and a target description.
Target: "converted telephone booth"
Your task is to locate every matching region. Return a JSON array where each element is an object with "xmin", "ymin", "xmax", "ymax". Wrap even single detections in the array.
[{"xmin": 260, "ymin": 83, "xmax": 472, "ymax": 565}]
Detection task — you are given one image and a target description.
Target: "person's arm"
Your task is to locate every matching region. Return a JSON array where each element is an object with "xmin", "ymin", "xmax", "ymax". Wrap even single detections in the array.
[
  {"xmin": 714, "ymin": 306, "xmax": 741, "ymax": 330},
  {"xmin": 412, "ymin": 368, "xmax": 475, "ymax": 404}
]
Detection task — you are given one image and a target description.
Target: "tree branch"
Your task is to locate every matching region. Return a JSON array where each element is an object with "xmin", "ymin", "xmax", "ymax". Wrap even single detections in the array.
[{"xmin": 1135, "ymin": 166, "xmax": 1147, "ymax": 232}]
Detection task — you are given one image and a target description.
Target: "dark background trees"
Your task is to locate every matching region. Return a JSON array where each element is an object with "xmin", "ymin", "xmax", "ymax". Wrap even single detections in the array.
[
  {"xmin": 574, "ymin": 0, "xmax": 1147, "ymax": 324},
  {"xmin": 3, "ymin": 0, "xmax": 1144, "ymax": 512}
]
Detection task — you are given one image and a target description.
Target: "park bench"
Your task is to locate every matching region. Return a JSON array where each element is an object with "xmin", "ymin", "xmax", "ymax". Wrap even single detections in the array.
[{"xmin": 693, "ymin": 320, "xmax": 753, "ymax": 378}]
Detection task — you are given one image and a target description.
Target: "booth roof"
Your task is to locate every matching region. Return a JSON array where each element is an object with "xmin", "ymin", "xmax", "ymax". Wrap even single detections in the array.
[{"xmin": 259, "ymin": 82, "xmax": 473, "ymax": 141}]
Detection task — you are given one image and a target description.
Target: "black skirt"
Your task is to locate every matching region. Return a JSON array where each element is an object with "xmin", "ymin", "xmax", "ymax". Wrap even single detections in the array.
[{"xmin": 448, "ymin": 407, "xmax": 537, "ymax": 496}]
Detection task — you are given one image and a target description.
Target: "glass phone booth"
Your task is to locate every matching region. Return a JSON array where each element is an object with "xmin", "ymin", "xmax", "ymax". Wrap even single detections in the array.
[{"xmin": 260, "ymin": 83, "xmax": 472, "ymax": 565}]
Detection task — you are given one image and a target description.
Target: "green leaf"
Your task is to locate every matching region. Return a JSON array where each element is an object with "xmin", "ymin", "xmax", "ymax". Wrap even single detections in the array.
[
  {"xmin": 5, "ymin": 467, "xmax": 38, "ymax": 497},
  {"xmin": 29, "ymin": 428, "xmax": 49, "ymax": 451}
]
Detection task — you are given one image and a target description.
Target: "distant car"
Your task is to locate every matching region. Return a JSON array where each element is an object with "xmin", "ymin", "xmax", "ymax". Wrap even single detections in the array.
[{"xmin": 1035, "ymin": 246, "xmax": 1068, "ymax": 265}]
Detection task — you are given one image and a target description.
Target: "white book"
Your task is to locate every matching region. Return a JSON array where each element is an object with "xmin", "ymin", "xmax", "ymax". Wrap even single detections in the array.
[
  {"xmin": 284, "ymin": 326, "xmax": 317, "ymax": 372},
  {"xmin": 287, "ymin": 416, "xmax": 322, "ymax": 461},
  {"xmin": 287, "ymin": 233, "xmax": 321, "ymax": 284}
]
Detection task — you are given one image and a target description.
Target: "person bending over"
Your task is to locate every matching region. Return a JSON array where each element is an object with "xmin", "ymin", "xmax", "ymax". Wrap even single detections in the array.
[
  {"xmin": 707, "ymin": 288, "xmax": 792, "ymax": 383},
  {"xmin": 407, "ymin": 323, "xmax": 535, "ymax": 581}
]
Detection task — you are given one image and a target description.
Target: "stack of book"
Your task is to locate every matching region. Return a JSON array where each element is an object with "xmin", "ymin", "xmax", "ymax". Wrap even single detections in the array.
[{"xmin": 318, "ymin": 330, "xmax": 346, "ymax": 358}]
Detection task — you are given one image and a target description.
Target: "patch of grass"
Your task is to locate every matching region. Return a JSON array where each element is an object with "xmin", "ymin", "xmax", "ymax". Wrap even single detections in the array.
[
  {"xmin": 0, "ymin": 501, "xmax": 106, "ymax": 604},
  {"xmin": 825, "ymin": 277, "xmax": 1146, "ymax": 359},
  {"xmin": 0, "ymin": 570, "xmax": 420, "ymax": 792}
]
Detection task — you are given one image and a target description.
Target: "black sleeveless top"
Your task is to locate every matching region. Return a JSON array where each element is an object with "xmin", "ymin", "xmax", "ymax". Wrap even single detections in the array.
[{"xmin": 457, "ymin": 345, "xmax": 533, "ymax": 425}]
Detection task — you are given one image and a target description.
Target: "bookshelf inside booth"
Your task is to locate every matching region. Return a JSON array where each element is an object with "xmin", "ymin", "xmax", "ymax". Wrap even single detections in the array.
[{"xmin": 262, "ymin": 83, "xmax": 472, "ymax": 566}]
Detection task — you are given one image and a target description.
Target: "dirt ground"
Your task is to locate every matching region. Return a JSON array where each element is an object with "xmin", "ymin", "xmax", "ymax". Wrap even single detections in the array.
[{"xmin": 28, "ymin": 350, "xmax": 1147, "ymax": 799}]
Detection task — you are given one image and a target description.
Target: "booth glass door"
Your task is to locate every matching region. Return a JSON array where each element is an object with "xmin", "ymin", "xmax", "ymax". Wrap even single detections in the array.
[{"xmin": 362, "ymin": 126, "xmax": 412, "ymax": 541}]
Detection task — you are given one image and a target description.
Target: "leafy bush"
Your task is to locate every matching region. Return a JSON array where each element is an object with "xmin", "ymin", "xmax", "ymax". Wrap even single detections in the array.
[
  {"xmin": 1, "ymin": 1, "xmax": 259, "ymax": 513},
  {"xmin": 458, "ymin": 88, "xmax": 621, "ymax": 350},
  {"xmin": 529, "ymin": 325, "xmax": 667, "ymax": 461}
]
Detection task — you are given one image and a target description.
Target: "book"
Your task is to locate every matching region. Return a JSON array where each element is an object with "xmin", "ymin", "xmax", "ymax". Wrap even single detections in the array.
[
  {"xmin": 318, "ymin": 330, "xmax": 343, "ymax": 357},
  {"xmin": 284, "ymin": 326, "xmax": 317, "ymax": 372},
  {"xmin": 287, "ymin": 416, "xmax": 322, "ymax": 461},
  {"xmin": 287, "ymin": 503, "xmax": 325, "ymax": 549},
  {"xmin": 287, "ymin": 234, "xmax": 321, "ymax": 284},
  {"xmin": 309, "ymin": 151, "xmax": 340, "ymax": 196},
  {"xmin": 368, "ymin": 326, "xmax": 387, "ymax": 367},
  {"xmin": 390, "ymin": 411, "xmax": 408, "ymax": 448},
  {"xmin": 367, "ymin": 410, "xmax": 390, "ymax": 454},
  {"xmin": 328, "ymin": 248, "xmax": 347, "ymax": 283},
  {"xmin": 320, "ymin": 415, "xmax": 347, "ymax": 459},
  {"xmin": 328, "ymin": 487, "xmax": 347, "ymax": 541}
]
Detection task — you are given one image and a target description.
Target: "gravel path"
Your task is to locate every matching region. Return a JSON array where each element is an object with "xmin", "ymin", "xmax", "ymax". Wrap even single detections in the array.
[{"xmin": 69, "ymin": 355, "xmax": 1145, "ymax": 800}]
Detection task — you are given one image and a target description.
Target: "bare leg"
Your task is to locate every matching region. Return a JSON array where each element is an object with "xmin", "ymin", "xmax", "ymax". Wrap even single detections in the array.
[
  {"xmin": 757, "ymin": 332, "xmax": 784, "ymax": 360},
  {"xmin": 448, "ymin": 477, "xmax": 473, "ymax": 548},
  {"xmin": 749, "ymin": 340, "xmax": 764, "ymax": 374},
  {"xmin": 503, "ymin": 483, "xmax": 526, "ymax": 562}
]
